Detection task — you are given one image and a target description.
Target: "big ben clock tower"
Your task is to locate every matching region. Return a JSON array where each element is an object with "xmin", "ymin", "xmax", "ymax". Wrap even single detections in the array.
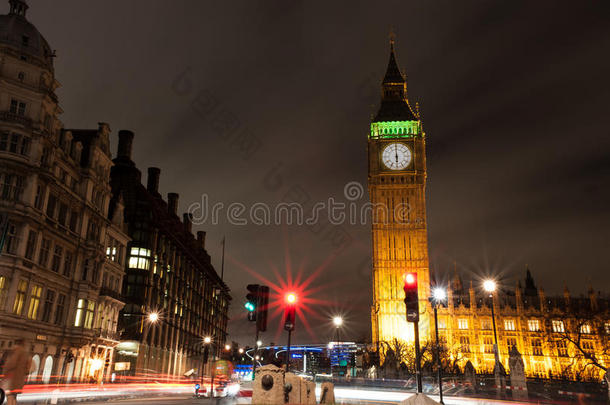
[{"xmin": 369, "ymin": 38, "xmax": 431, "ymax": 346}]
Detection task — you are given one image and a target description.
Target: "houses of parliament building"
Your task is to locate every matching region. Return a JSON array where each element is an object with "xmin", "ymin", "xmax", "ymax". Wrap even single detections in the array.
[{"xmin": 368, "ymin": 38, "xmax": 609, "ymax": 380}]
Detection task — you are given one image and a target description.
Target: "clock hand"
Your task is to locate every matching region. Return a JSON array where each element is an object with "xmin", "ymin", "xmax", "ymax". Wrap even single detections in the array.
[{"xmin": 395, "ymin": 144, "xmax": 398, "ymax": 163}]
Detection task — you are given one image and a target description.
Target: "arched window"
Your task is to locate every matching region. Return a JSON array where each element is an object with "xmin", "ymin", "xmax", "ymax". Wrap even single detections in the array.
[
  {"xmin": 42, "ymin": 355, "xmax": 53, "ymax": 383},
  {"xmin": 28, "ymin": 354, "xmax": 40, "ymax": 382}
]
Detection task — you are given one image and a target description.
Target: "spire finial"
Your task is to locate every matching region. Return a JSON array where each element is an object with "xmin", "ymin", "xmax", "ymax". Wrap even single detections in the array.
[
  {"xmin": 9, "ymin": 0, "xmax": 28, "ymax": 17},
  {"xmin": 389, "ymin": 27, "xmax": 396, "ymax": 50}
]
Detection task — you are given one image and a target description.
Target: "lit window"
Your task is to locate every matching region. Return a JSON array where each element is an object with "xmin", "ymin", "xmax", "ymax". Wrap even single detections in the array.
[
  {"xmin": 580, "ymin": 324, "xmax": 591, "ymax": 334},
  {"xmin": 532, "ymin": 338, "xmax": 543, "ymax": 356},
  {"xmin": 504, "ymin": 319, "xmax": 516, "ymax": 331},
  {"xmin": 483, "ymin": 337, "xmax": 494, "ymax": 353},
  {"xmin": 12, "ymin": 280, "xmax": 28, "ymax": 315},
  {"xmin": 481, "ymin": 319, "xmax": 492, "ymax": 330},
  {"xmin": 552, "ymin": 320, "xmax": 565, "ymax": 333},
  {"xmin": 129, "ymin": 247, "xmax": 151, "ymax": 270},
  {"xmin": 84, "ymin": 300, "xmax": 95, "ymax": 329},
  {"xmin": 438, "ymin": 318, "xmax": 446, "ymax": 329},
  {"xmin": 459, "ymin": 336, "xmax": 470, "ymax": 352},
  {"xmin": 27, "ymin": 285, "xmax": 42, "ymax": 319},
  {"xmin": 458, "ymin": 319, "xmax": 468, "ymax": 330},
  {"xmin": 528, "ymin": 319, "xmax": 540, "ymax": 332},
  {"xmin": 75, "ymin": 299, "xmax": 85, "ymax": 327},
  {"xmin": 506, "ymin": 337, "xmax": 517, "ymax": 350}
]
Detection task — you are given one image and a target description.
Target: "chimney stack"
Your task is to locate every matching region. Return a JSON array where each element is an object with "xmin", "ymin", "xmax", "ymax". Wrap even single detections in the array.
[
  {"xmin": 117, "ymin": 130, "xmax": 134, "ymax": 160},
  {"xmin": 197, "ymin": 231, "xmax": 206, "ymax": 249},
  {"xmin": 183, "ymin": 213, "xmax": 193, "ymax": 234},
  {"xmin": 168, "ymin": 193, "xmax": 179, "ymax": 216},
  {"xmin": 147, "ymin": 167, "xmax": 161, "ymax": 194}
]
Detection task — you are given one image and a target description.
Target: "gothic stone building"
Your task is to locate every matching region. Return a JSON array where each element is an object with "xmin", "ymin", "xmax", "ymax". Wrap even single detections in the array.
[
  {"xmin": 110, "ymin": 131, "xmax": 231, "ymax": 378},
  {"xmin": 436, "ymin": 271, "xmax": 609, "ymax": 380},
  {"xmin": 0, "ymin": 0, "xmax": 128, "ymax": 382},
  {"xmin": 369, "ymin": 39, "xmax": 609, "ymax": 380}
]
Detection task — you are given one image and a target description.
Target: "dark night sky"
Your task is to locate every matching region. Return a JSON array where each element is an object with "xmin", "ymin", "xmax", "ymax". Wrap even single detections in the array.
[{"xmin": 27, "ymin": 1, "xmax": 610, "ymax": 345}]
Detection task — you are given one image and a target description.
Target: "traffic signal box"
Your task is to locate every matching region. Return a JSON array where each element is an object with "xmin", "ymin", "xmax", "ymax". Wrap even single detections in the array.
[{"xmin": 403, "ymin": 272, "xmax": 419, "ymax": 322}]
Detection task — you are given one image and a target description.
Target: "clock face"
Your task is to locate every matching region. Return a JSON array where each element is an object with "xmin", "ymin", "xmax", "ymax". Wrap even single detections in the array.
[{"xmin": 382, "ymin": 143, "xmax": 411, "ymax": 170}]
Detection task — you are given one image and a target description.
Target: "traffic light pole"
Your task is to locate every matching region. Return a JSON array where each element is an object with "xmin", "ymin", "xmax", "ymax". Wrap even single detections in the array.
[
  {"xmin": 413, "ymin": 320, "xmax": 423, "ymax": 393},
  {"xmin": 285, "ymin": 329, "xmax": 292, "ymax": 370},
  {"xmin": 252, "ymin": 327, "xmax": 259, "ymax": 380}
]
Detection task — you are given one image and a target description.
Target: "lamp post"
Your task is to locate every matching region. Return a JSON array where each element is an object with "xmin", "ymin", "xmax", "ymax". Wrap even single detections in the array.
[
  {"xmin": 203, "ymin": 336, "xmax": 213, "ymax": 397},
  {"xmin": 142, "ymin": 311, "xmax": 159, "ymax": 378},
  {"xmin": 483, "ymin": 280, "xmax": 501, "ymax": 366},
  {"xmin": 431, "ymin": 287, "xmax": 446, "ymax": 405}
]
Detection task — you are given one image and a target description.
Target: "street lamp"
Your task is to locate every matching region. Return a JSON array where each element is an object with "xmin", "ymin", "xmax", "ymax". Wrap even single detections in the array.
[
  {"xmin": 256, "ymin": 340, "xmax": 262, "ymax": 347},
  {"xmin": 225, "ymin": 344, "xmax": 231, "ymax": 351},
  {"xmin": 238, "ymin": 348, "xmax": 244, "ymax": 354},
  {"xmin": 202, "ymin": 337, "xmax": 215, "ymax": 398},
  {"xmin": 483, "ymin": 279, "xmax": 501, "ymax": 369},
  {"xmin": 430, "ymin": 287, "xmax": 446, "ymax": 405},
  {"xmin": 148, "ymin": 312, "xmax": 159, "ymax": 323},
  {"xmin": 332, "ymin": 316, "xmax": 343, "ymax": 342}
]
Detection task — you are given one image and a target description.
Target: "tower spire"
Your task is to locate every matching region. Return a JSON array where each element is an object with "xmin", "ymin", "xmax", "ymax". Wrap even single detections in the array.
[
  {"xmin": 373, "ymin": 34, "xmax": 417, "ymax": 123},
  {"xmin": 8, "ymin": 0, "xmax": 28, "ymax": 17}
]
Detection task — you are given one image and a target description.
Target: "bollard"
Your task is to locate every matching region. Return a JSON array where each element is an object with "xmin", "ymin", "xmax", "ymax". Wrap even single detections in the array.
[
  {"xmin": 319, "ymin": 382, "xmax": 335, "ymax": 404},
  {"xmin": 252, "ymin": 364, "xmax": 286, "ymax": 405}
]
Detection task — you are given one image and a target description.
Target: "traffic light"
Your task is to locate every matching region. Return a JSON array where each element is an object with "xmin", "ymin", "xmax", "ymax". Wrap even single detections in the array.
[
  {"xmin": 256, "ymin": 286, "xmax": 269, "ymax": 332},
  {"xmin": 283, "ymin": 292, "xmax": 297, "ymax": 331},
  {"xmin": 246, "ymin": 284, "xmax": 259, "ymax": 322},
  {"xmin": 403, "ymin": 272, "xmax": 419, "ymax": 322}
]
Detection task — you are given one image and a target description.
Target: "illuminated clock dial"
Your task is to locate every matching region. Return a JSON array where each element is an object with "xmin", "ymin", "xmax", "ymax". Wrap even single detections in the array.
[{"xmin": 382, "ymin": 143, "xmax": 411, "ymax": 170}]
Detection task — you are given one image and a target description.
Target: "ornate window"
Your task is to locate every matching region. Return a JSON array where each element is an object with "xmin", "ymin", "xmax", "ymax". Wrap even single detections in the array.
[
  {"xmin": 532, "ymin": 338, "xmax": 543, "ymax": 356},
  {"xmin": 552, "ymin": 320, "xmax": 565, "ymax": 333},
  {"xmin": 528, "ymin": 319, "xmax": 540, "ymax": 332},
  {"xmin": 504, "ymin": 319, "xmax": 516, "ymax": 331},
  {"xmin": 580, "ymin": 323, "xmax": 591, "ymax": 334},
  {"xmin": 129, "ymin": 247, "xmax": 151, "ymax": 270},
  {"xmin": 2, "ymin": 222, "xmax": 19, "ymax": 254},
  {"xmin": 0, "ymin": 173, "xmax": 25, "ymax": 201},
  {"xmin": 458, "ymin": 318, "xmax": 468, "ymax": 330},
  {"xmin": 41, "ymin": 290, "xmax": 55, "ymax": 323},
  {"xmin": 12, "ymin": 280, "xmax": 28, "ymax": 315},
  {"xmin": 556, "ymin": 340, "xmax": 568, "ymax": 357},
  {"xmin": 27, "ymin": 285, "xmax": 43, "ymax": 319}
]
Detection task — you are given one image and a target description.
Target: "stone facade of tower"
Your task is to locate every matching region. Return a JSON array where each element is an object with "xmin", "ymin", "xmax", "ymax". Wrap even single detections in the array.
[{"xmin": 369, "ymin": 40, "xmax": 431, "ymax": 346}]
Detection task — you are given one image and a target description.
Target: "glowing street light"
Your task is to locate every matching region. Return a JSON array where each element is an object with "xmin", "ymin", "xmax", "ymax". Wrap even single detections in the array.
[
  {"xmin": 256, "ymin": 340, "xmax": 262, "ymax": 347},
  {"xmin": 225, "ymin": 344, "xmax": 231, "ymax": 351},
  {"xmin": 429, "ymin": 286, "xmax": 447, "ymax": 404},
  {"xmin": 203, "ymin": 336, "xmax": 212, "ymax": 344},
  {"xmin": 148, "ymin": 312, "xmax": 159, "ymax": 323},
  {"xmin": 432, "ymin": 287, "xmax": 447, "ymax": 302},
  {"xmin": 238, "ymin": 348, "xmax": 244, "ymax": 354},
  {"xmin": 483, "ymin": 279, "xmax": 497, "ymax": 294},
  {"xmin": 332, "ymin": 316, "xmax": 343, "ymax": 327}
]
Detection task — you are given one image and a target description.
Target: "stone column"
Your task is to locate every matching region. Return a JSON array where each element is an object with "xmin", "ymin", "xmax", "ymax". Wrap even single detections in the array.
[{"xmin": 508, "ymin": 346, "xmax": 528, "ymax": 400}]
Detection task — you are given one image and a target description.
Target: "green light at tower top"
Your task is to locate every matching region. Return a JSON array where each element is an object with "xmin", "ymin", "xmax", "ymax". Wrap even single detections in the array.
[{"xmin": 370, "ymin": 120, "xmax": 421, "ymax": 139}]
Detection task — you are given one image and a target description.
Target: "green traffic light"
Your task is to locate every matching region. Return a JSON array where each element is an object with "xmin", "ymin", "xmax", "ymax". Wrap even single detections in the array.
[{"xmin": 245, "ymin": 302, "xmax": 255, "ymax": 312}]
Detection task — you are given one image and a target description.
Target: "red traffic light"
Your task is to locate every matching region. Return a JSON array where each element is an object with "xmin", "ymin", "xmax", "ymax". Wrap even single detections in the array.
[
  {"xmin": 285, "ymin": 292, "xmax": 297, "ymax": 305},
  {"xmin": 403, "ymin": 272, "xmax": 419, "ymax": 323},
  {"xmin": 403, "ymin": 272, "xmax": 417, "ymax": 287}
]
